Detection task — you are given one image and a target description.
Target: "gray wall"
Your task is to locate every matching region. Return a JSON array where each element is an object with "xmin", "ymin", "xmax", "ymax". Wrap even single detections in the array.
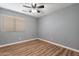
[
  {"xmin": 38, "ymin": 4, "xmax": 79, "ymax": 50},
  {"xmin": 0, "ymin": 4, "xmax": 79, "ymax": 50},
  {"xmin": 0, "ymin": 8, "xmax": 38, "ymax": 45}
]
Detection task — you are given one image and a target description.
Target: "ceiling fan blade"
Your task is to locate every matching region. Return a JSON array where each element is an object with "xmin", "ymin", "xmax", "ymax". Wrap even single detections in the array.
[
  {"xmin": 23, "ymin": 5, "xmax": 31, "ymax": 8},
  {"xmin": 31, "ymin": 3, "xmax": 34, "ymax": 8},
  {"xmin": 35, "ymin": 3, "xmax": 37, "ymax": 8},
  {"xmin": 31, "ymin": 3, "xmax": 36, "ymax": 8},
  {"xmin": 22, "ymin": 10, "xmax": 28, "ymax": 12},
  {"xmin": 37, "ymin": 10, "xmax": 40, "ymax": 13},
  {"xmin": 37, "ymin": 5, "xmax": 44, "ymax": 8},
  {"xmin": 22, "ymin": 10, "xmax": 32, "ymax": 13}
]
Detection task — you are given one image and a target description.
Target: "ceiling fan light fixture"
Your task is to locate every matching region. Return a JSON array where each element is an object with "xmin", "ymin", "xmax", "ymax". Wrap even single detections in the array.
[
  {"xmin": 31, "ymin": 9, "xmax": 37, "ymax": 13},
  {"xmin": 23, "ymin": 3, "xmax": 44, "ymax": 14}
]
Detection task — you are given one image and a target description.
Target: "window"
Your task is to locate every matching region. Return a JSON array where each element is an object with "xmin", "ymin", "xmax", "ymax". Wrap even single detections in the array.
[
  {"xmin": 15, "ymin": 17, "xmax": 25, "ymax": 32},
  {"xmin": 0, "ymin": 15, "xmax": 25, "ymax": 32}
]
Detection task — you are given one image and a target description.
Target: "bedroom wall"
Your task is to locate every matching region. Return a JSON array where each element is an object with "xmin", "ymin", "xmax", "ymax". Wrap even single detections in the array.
[
  {"xmin": 0, "ymin": 8, "xmax": 38, "ymax": 45},
  {"xmin": 38, "ymin": 4, "xmax": 79, "ymax": 50}
]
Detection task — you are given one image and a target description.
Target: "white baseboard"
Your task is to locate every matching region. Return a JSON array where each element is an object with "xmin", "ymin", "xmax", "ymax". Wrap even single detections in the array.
[
  {"xmin": 37, "ymin": 38, "xmax": 79, "ymax": 53},
  {"xmin": 0, "ymin": 38, "xmax": 36, "ymax": 48},
  {"xmin": 0, "ymin": 38, "xmax": 79, "ymax": 53}
]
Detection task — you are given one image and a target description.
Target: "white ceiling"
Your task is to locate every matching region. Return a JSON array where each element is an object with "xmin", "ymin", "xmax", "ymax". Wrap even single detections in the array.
[{"xmin": 0, "ymin": 3, "xmax": 73, "ymax": 18}]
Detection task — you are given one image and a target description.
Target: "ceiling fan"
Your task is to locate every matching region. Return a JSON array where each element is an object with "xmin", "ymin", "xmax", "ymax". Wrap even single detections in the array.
[{"xmin": 22, "ymin": 3, "xmax": 44, "ymax": 13}]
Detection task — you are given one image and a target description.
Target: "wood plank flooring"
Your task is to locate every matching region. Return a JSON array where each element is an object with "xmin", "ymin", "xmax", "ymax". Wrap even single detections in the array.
[{"xmin": 0, "ymin": 39, "xmax": 79, "ymax": 56}]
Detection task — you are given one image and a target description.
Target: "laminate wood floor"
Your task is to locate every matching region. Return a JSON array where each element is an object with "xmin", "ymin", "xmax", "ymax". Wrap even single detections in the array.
[{"xmin": 0, "ymin": 39, "xmax": 79, "ymax": 56}]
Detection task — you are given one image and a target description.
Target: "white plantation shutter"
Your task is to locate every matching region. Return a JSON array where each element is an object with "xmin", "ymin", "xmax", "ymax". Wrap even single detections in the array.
[
  {"xmin": 15, "ymin": 17, "xmax": 25, "ymax": 32},
  {"xmin": 0, "ymin": 15, "xmax": 25, "ymax": 32}
]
